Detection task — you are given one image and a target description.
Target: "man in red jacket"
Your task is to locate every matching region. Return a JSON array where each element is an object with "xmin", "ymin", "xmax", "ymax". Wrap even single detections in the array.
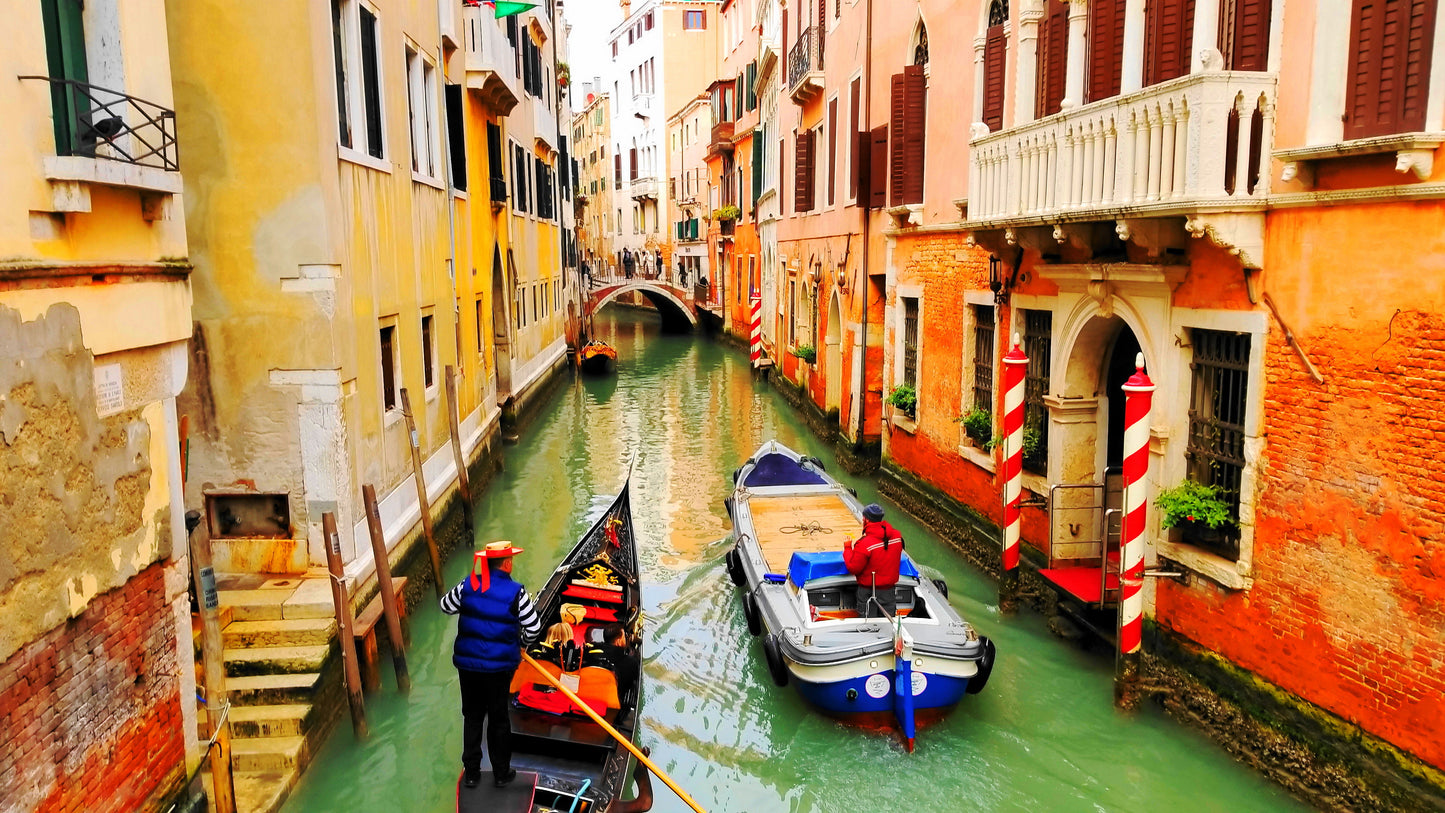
[{"xmin": 844, "ymin": 503, "xmax": 905, "ymax": 618}]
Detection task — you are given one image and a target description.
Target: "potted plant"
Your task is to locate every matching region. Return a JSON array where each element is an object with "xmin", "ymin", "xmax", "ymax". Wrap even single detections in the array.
[
  {"xmin": 1155, "ymin": 479, "xmax": 1234, "ymax": 531},
  {"xmin": 886, "ymin": 384, "xmax": 917, "ymax": 418},
  {"xmin": 711, "ymin": 204, "xmax": 740, "ymax": 222},
  {"xmin": 957, "ymin": 407, "xmax": 991, "ymax": 447},
  {"xmin": 791, "ymin": 344, "xmax": 816, "ymax": 364}
]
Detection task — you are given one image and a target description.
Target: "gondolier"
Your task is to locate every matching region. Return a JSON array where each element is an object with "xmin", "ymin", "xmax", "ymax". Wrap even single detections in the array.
[
  {"xmin": 843, "ymin": 504, "xmax": 905, "ymax": 618},
  {"xmin": 441, "ymin": 541, "xmax": 543, "ymax": 789}
]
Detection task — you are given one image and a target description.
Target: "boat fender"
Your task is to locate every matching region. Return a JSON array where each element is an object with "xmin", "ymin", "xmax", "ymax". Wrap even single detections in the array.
[
  {"xmin": 932, "ymin": 578, "xmax": 949, "ymax": 599},
  {"xmin": 966, "ymin": 636, "xmax": 996, "ymax": 695},
  {"xmin": 726, "ymin": 547, "xmax": 747, "ymax": 587},
  {"xmin": 846, "ymin": 688, "xmax": 858, "ymax": 702},
  {"xmin": 762, "ymin": 633, "xmax": 789, "ymax": 687},
  {"xmin": 804, "ymin": 455, "xmax": 826, "ymax": 470},
  {"xmin": 742, "ymin": 592, "xmax": 763, "ymax": 636}
]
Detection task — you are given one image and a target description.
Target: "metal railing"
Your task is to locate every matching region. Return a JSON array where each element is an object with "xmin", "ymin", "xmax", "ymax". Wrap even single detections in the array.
[
  {"xmin": 787, "ymin": 26, "xmax": 821, "ymax": 93},
  {"xmin": 22, "ymin": 76, "xmax": 178, "ymax": 171}
]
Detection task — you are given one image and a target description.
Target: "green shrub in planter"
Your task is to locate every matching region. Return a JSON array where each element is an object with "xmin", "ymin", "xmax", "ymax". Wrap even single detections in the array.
[
  {"xmin": 1155, "ymin": 480, "xmax": 1234, "ymax": 529},
  {"xmin": 711, "ymin": 204, "xmax": 740, "ymax": 222},
  {"xmin": 791, "ymin": 344, "xmax": 816, "ymax": 363},
  {"xmin": 957, "ymin": 407, "xmax": 992, "ymax": 446},
  {"xmin": 886, "ymin": 384, "xmax": 917, "ymax": 416},
  {"xmin": 982, "ymin": 422, "xmax": 1042, "ymax": 456}
]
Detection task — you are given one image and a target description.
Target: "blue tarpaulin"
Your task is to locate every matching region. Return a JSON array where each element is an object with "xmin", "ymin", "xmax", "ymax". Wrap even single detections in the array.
[
  {"xmin": 743, "ymin": 453, "xmax": 828, "ymax": 488},
  {"xmin": 787, "ymin": 550, "xmax": 920, "ymax": 586}
]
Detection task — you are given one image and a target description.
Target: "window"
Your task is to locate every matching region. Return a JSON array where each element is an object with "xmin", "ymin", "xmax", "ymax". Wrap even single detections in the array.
[
  {"xmin": 646, "ymin": 11, "xmax": 655, "ymax": 29},
  {"xmin": 982, "ymin": 0, "xmax": 1007, "ymax": 132},
  {"xmin": 332, "ymin": 0, "xmax": 385, "ymax": 158},
  {"xmin": 1186, "ymin": 329, "xmax": 1251, "ymax": 560},
  {"xmin": 788, "ymin": 280, "xmax": 797, "ymax": 345},
  {"xmin": 379, "ymin": 324, "xmax": 398, "ymax": 411},
  {"xmin": 421, "ymin": 313, "xmax": 436, "ymax": 389},
  {"xmin": 902, "ymin": 297, "xmax": 919, "ymax": 391},
  {"xmin": 612, "ymin": 40, "xmax": 618, "ymax": 57},
  {"xmin": 685, "ymin": 10, "xmax": 706, "ymax": 30},
  {"xmin": 794, "ymin": 129, "xmax": 815, "ymax": 212},
  {"xmin": 1022, "ymin": 309, "xmax": 1052, "ymax": 473},
  {"xmin": 1143, "ymin": 0, "xmax": 1194, "ymax": 87},
  {"xmin": 848, "ymin": 78, "xmax": 861, "ymax": 199},
  {"xmin": 827, "ymin": 98, "xmax": 837, "ymax": 206},
  {"xmin": 445, "ymin": 84, "xmax": 466, "ymax": 190},
  {"xmin": 406, "ymin": 47, "xmax": 439, "ymax": 178},
  {"xmin": 972, "ymin": 305, "xmax": 995, "ymax": 411},
  {"xmin": 475, "ymin": 299, "xmax": 485, "ymax": 354},
  {"xmin": 1088, "ymin": 0, "xmax": 1126, "ymax": 102},
  {"xmin": 1344, "ymin": 0, "xmax": 1436, "ymax": 138},
  {"xmin": 488, "ymin": 123, "xmax": 506, "ymax": 202},
  {"xmin": 1036, "ymin": 0, "xmax": 1069, "ymax": 117},
  {"xmin": 889, "ymin": 65, "xmax": 926, "ymax": 206},
  {"xmin": 1219, "ymin": 0, "xmax": 1272, "ymax": 71}
]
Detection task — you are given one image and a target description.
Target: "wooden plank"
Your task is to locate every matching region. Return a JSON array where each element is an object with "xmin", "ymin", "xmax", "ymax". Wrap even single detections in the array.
[
  {"xmin": 457, "ymin": 771, "xmax": 537, "ymax": 813},
  {"xmin": 746, "ymin": 493, "xmax": 860, "ymax": 573}
]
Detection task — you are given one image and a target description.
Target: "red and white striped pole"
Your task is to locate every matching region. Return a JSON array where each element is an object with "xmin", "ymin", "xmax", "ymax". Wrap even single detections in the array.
[
  {"xmin": 749, "ymin": 294, "xmax": 762, "ymax": 368},
  {"xmin": 999, "ymin": 335, "xmax": 1028, "ymax": 613},
  {"xmin": 1116, "ymin": 352, "xmax": 1155, "ymax": 708}
]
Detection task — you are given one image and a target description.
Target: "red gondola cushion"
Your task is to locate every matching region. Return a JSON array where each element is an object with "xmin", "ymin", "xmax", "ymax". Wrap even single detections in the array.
[{"xmin": 563, "ymin": 584, "xmax": 625, "ymax": 604}]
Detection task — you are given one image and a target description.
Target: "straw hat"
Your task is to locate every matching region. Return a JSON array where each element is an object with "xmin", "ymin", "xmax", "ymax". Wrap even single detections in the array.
[
  {"xmin": 559, "ymin": 603, "xmax": 587, "ymax": 625},
  {"xmin": 481, "ymin": 540, "xmax": 524, "ymax": 558}
]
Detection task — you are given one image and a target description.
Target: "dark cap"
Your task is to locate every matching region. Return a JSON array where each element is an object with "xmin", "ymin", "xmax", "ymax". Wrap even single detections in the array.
[{"xmin": 862, "ymin": 503, "xmax": 885, "ymax": 521}]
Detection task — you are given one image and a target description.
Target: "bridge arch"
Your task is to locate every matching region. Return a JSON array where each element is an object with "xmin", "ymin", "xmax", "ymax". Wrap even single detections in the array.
[{"xmin": 587, "ymin": 282, "xmax": 698, "ymax": 333}]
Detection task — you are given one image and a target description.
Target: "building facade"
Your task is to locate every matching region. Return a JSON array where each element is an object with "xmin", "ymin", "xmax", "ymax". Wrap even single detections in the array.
[
  {"xmin": 668, "ymin": 93, "xmax": 712, "ymax": 286},
  {"xmin": 705, "ymin": 0, "xmax": 761, "ymax": 336},
  {"xmin": 1, "ymin": 0, "xmax": 197, "ymax": 809},
  {"xmin": 574, "ymin": 88, "xmax": 615, "ymax": 276}
]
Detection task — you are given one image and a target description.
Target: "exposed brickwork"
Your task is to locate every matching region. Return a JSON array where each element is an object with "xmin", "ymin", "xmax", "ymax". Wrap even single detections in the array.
[{"xmin": 0, "ymin": 562, "xmax": 185, "ymax": 813}]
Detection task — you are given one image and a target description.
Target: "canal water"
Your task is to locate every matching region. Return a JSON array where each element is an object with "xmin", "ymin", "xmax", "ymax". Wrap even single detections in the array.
[{"xmin": 282, "ymin": 307, "xmax": 1308, "ymax": 813}]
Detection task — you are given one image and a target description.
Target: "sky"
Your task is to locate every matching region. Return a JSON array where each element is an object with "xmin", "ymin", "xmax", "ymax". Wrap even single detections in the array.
[{"xmin": 562, "ymin": 0, "xmax": 623, "ymax": 110}]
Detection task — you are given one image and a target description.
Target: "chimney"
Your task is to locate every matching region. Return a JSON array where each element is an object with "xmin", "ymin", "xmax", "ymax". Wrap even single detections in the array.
[{"xmin": 620, "ymin": 0, "xmax": 630, "ymax": 15}]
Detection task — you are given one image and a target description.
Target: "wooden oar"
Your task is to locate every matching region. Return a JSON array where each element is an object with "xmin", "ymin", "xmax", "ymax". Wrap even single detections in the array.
[{"xmin": 518, "ymin": 651, "xmax": 707, "ymax": 813}]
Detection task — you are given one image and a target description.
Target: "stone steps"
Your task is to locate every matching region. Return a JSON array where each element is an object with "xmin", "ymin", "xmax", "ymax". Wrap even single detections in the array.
[
  {"xmin": 224, "ymin": 644, "xmax": 332, "ymax": 678},
  {"xmin": 223, "ymin": 617, "xmax": 336, "ymax": 649},
  {"xmin": 231, "ymin": 735, "xmax": 308, "ymax": 774},
  {"xmin": 227, "ymin": 672, "xmax": 323, "ymax": 707}
]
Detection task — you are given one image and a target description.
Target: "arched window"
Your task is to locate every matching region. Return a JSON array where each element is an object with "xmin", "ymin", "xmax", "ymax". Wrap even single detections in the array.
[
  {"xmin": 982, "ymin": 0, "xmax": 1008, "ymax": 131},
  {"xmin": 912, "ymin": 22, "xmax": 929, "ymax": 67}
]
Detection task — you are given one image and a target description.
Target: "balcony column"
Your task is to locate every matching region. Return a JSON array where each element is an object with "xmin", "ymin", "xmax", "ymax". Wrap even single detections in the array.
[
  {"xmin": 1190, "ymin": 0, "xmax": 1224, "ymax": 72},
  {"xmin": 1061, "ymin": 0, "xmax": 1088, "ymax": 110},
  {"xmin": 1016, "ymin": 4, "xmax": 1044, "ymax": 124},
  {"xmin": 972, "ymin": 35, "xmax": 988, "ymax": 129},
  {"xmin": 1120, "ymin": 0, "xmax": 1146, "ymax": 93}
]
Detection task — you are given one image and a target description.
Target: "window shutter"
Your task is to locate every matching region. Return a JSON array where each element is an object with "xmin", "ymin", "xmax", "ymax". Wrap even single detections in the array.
[
  {"xmin": 818, "ymin": 0, "xmax": 827, "ymax": 63},
  {"xmin": 982, "ymin": 27, "xmax": 1006, "ymax": 132},
  {"xmin": 903, "ymin": 65, "xmax": 926, "ymax": 205},
  {"xmin": 868, "ymin": 124, "xmax": 888, "ymax": 208},
  {"xmin": 889, "ymin": 72, "xmax": 906, "ymax": 206},
  {"xmin": 1036, "ymin": 0, "xmax": 1069, "ymax": 117},
  {"xmin": 629, "ymin": 147, "xmax": 638, "ymax": 180},
  {"xmin": 1087, "ymin": 0, "xmax": 1125, "ymax": 102},
  {"xmin": 795, "ymin": 130, "xmax": 815, "ymax": 212},
  {"xmin": 753, "ymin": 125, "xmax": 765, "ymax": 203},
  {"xmin": 827, "ymin": 99, "xmax": 838, "ymax": 206},
  {"xmin": 1401, "ymin": 0, "xmax": 1437, "ymax": 131},
  {"xmin": 615, "ymin": 152, "xmax": 622, "ymax": 185},
  {"xmin": 848, "ymin": 78, "xmax": 861, "ymax": 198},
  {"xmin": 1144, "ymin": 0, "xmax": 1195, "ymax": 87},
  {"xmin": 1228, "ymin": 0, "xmax": 1272, "ymax": 71},
  {"xmin": 1347, "ymin": 0, "xmax": 1437, "ymax": 137},
  {"xmin": 782, "ymin": 8, "xmax": 789, "ymax": 55},
  {"xmin": 853, "ymin": 130, "xmax": 869, "ymax": 205}
]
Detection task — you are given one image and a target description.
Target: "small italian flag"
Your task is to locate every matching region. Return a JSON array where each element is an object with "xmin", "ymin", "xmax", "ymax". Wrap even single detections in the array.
[{"xmin": 469, "ymin": 0, "xmax": 538, "ymax": 17}]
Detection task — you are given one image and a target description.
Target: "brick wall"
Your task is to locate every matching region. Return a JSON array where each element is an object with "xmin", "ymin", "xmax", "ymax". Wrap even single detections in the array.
[{"xmin": 0, "ymin": 562, "xmax": 186, "ymax": 813}]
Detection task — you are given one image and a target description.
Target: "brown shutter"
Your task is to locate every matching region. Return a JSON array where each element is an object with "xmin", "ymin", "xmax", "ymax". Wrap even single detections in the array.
[
  {"xmin": 1145, "ymin": 0, "xmax": 1195, "ymax": 87},
  {"xmin": 903, "ymin": 64, "xmax": 926, "ymax": 205},
  {"xmin": 1087, "ymin": 0, "xmax": 1126, "ymax": 101},
  {"xmin": 780, "ymin": 137, "xmax": 787, "ymax": 215},
  {"xmin": 849, "ymin": 78, "xmax": 861, "ymax": 198},
  {"xmin": 795, "ymin": 129, "xmax": 815, "ymax": 212},
  {"xmin": 782, "ymin": 8, "xmax": 789, "ymax": 54},
  {"xmin": 629, "ymin": 148, "xmax": 638, "ymax": 180},
  {"xmin": 853, "ymin": 129, "xmax": 870, "ymax": 205},
  {"xmin": 1229, "ymin": 0, "xmax": 1271, "ymax": 71},
  {"xmin": 868, "ymin": 124, "xmax": 888, "ymax": 208},
  {"xmin": 818, "ymin": 0, "xmax": 827, "ymax": 64},
  {"xmin": 1400, "ymin": 0, "xmax": 1437, "ymax": 132},
  {"xmin": 889, "ymin": 72, "xmax": 906, "ymax": 206},
  {"xmin": 614, "ymin": 153, "xmax": 622, "ymax": 185},
  {"xmin": 1036, "ymin": 0, "xmax": 1070, "ymax": 116},
  {"xmin": 827, "ymin": 98, "xmax": 838, "ymax": 206},
  {"xmin": 982, "ymin": 26, "xmax": 1006, "ymax": 131},
  {"xmin": 1345, "ymin": 0, "xmax": 1437, "ymax": 138}
]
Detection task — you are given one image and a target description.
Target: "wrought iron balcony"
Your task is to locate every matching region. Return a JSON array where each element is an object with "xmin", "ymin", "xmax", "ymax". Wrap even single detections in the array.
[
  {"xmin": 22, "ymin": 76, "xmax": 178, "ymax": 171},
  {"xmin": 787, "ymin": 26, "xmax": 823, "ymax": 105}
]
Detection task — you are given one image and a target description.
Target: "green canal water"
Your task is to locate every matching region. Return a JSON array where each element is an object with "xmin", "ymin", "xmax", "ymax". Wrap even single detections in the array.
[{"xmin": 282, "ymin": 308, "xmax": 1309, "ymax": 813}]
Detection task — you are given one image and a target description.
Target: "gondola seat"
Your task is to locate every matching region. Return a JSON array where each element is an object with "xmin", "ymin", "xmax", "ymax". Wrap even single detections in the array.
[{"xmin": 513, "ymin": 660, "xmax": 621, "ymax": 718}]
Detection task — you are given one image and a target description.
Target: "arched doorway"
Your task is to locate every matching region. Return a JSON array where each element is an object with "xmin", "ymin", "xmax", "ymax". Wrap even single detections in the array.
[
  {"xmin": 491, "ymin": 244, "xmax": 512, "ymax": 401},
  {"xmin": 825, "ymin": 290, "xmax": 842, "ymax": 419}
]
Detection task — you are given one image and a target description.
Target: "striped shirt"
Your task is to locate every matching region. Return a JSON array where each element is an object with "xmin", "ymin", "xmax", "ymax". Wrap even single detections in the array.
[{"xmin": 440, "ymin": 579, "xmax": 543, "ymax": 646}]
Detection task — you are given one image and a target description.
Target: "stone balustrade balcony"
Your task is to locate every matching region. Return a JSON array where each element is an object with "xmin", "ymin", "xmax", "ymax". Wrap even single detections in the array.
[
  {"xmin": 965, "ymin": 71, "xmax": 1276, "ymax": 266},
  {"xmin": 464, "ymin": 7, "xmax": 519, "ymax": 116}
]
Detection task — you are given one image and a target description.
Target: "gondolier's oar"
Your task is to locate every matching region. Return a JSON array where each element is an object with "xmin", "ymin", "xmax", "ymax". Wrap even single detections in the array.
[{"xmin": 518, "ymin": 651, "xmax": 708, "ymax": 813}]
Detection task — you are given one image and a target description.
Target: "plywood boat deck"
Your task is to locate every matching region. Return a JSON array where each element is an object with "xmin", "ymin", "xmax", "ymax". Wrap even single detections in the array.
[{"xmin": 746, "ymin": 493, "xmax": 860, "ymax": 573}]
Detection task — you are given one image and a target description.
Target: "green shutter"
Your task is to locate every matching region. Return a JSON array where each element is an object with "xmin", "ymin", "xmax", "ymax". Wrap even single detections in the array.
[
  {"xmin": 751, "ymin": 125, "xmax": 764, "ymax": 204},
  {"xmin": 40, "ymin": 0, "xmax": 90, "ymax": 156}
]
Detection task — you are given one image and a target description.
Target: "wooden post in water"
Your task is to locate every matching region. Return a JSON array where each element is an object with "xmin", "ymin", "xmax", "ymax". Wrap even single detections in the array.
[
  {"xmin": 400, "ymin": 388, "xmax": 444, "ymax": 599},
  {"xmin": 188, "ymin": 517, "xmax": 236, "ymax": 813},
  {"xmin": 322, "ymin": 512, "xmax": 368, "ymax": 739},
  {"xmin": 444, "ymin": 365, "xmax": 475, "ymax": 540},
  {"xmin": 362, "ymin": 484, "xmax": 411, "ymax": 693}
]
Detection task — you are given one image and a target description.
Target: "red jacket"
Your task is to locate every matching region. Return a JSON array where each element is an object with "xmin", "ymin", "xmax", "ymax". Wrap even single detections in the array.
[{"xmin": 844, "ymin": 520, "xmax": 905, "ymax": 588}]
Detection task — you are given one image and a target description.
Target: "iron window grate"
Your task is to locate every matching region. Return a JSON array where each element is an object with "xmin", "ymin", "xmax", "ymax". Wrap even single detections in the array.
[
  {"xmin": 973, "ymin": 305, "xmax": 995, "ymax": 411},
  {"xmin": 1022, "ymin": 310, "xmax": 1051, "ymax": 472},
  {"xmin": 903, "ymin": 298, "xmax": 919, "ymax": 389},
  {"xmin": 1186, "ymin": 329, "xmax": 1250, "ymax": 560}
]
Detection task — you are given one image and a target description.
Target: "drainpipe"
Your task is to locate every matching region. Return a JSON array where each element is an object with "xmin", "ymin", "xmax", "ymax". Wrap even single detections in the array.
[{"xmin": 856, "ymin": 0, "xmax": 873, "ymax": 447}]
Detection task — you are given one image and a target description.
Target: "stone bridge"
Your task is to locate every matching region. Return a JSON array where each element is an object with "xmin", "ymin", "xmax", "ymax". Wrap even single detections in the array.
[{"xmin": 584, "ymin": 280, "xmax": 700, "ymax": 333}]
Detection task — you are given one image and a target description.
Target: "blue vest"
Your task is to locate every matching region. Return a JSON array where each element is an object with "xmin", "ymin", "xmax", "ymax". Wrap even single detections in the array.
[{"xmin": 453, "ymin": 571, "xmax": 525, "ymax": 673}]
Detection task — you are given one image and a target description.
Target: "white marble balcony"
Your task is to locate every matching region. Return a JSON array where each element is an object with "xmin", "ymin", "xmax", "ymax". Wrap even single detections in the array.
[{"xmin": 464, "ymin": 8, "xmax": 519, "ymax": 116}]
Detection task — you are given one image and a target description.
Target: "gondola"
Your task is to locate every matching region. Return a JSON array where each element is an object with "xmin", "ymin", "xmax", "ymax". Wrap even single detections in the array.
[
  {"xmin": 578, "ymin": 340, "xmax": 618, "ymax": 375},
  {"xmin": 458, "ymin": 477, "xmax": 653, "ymax": 813},
  {"xmin": 724, "ymin": 441, "xmax": 995, "ymax": 751}
]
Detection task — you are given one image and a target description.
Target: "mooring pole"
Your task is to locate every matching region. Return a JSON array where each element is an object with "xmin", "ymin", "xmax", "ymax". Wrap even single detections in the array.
[
  {"xmin": 322, "ymin": 511, "xmax": 368, "ymax": 739},
  {"xmin": 188, "ymin": 515, "xmax": 236, "ymax": 813},
  {"xmin": 400, "ymin": 388, "xmax": 444, "ymax": 599},
  {"xmin": 999, "ymin": 335, "xmax": 1029, "ymax": 615},
  {"xmin": 1115, "ymin": 354, "xmax": 1155, "ymax": 709},
  {"xmin": 444, "ymin": 365, "xmax": 475, "ymax": 541},
  {"xmin": 362, "ymin": 484, "xmax": 411, "ymax": 693}
]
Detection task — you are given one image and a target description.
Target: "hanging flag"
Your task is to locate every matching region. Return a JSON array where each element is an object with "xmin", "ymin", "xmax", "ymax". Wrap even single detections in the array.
[{"xmin": 466, "ymin": 0, "xmax": 538, "ymax": 18}]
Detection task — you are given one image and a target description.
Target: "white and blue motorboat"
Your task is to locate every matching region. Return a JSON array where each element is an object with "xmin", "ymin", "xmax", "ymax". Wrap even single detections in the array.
[{"xmin": 723, "ymin": 441, "xmax": 995, "ymax": 749}]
